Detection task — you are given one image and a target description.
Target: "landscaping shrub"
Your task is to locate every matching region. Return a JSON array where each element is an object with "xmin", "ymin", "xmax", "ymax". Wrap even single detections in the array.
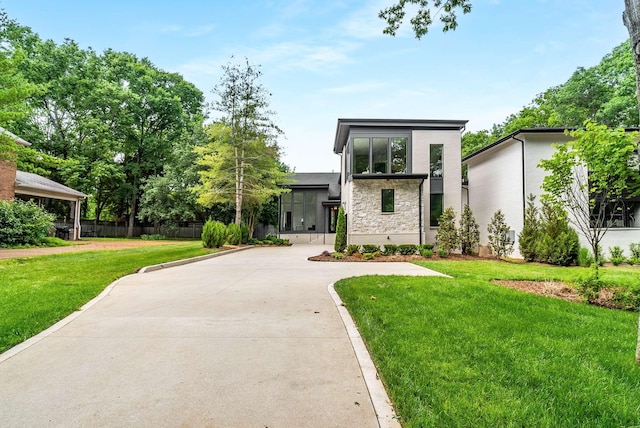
[
  {"xmin": 518, "ymin": 194, "xmax": 540, "ymax": 262},
  {"xmin": 248, "ymin": 238, "xmax": 262, "ymax": 245},
  {"xmin": 487, "ymin": 209, "xmax": 514, "ymax": 258},
  {"xmin": 331, "ymin": 252, "xmax": 344, "ymax": 259},
  {"xmin": 202, "ymin": 219, "xmax": 227, "ymax": 248},
  {"xmin": 535, "ymin": 200, "xmax": 579, "ymax": 266},
  {"xmin": 437, "ymin": 248, "xmax": 448, "ymax": 257},
  {"xmin": 459, "ymin": 204, "xmax": 479, "ymax": 255},
  {"xmin": 419, "ymin": 247, "xmax": 433, "ymax": 258},
  {"xmin": 0, "ymin": 199, "xmax": 55, "ymax": 247},
  {"xmin": 629, "ymin": 242, "xmax": 640, "ymax": 265},
  {"xmin": 345, "ymin": 244, "xmax": 360, "ymax": 256},
  {"xmin": 382, "ymin": 244, "xmax": 398, "ymax": 256},
  {"xmin": 436, "ymin": 207, "xmax": 458, "ymax": 254},
  {"xmin": 362, "ymin": 244, "xmax": 380, "ymax": 253},
  {"xmin": 577, "ymin": 247, "xmax": 594, "ymax": 267},
  {"xmin": 575, "ymin": 275, "xmax": 603, "ymax": 303},
  {"xmin": 362, "ymin": 252, "xmax": 375, "ymax": 260},
  {"xmin": 398, "ymin": 244, "xmax": 417, "ymax": 255},
  {"xmin": 422, "ymin": 243, "xmax": 434, "ymax": 250},
  {"xmin": 141, "ymin": 234, "xmax": 165, "ymax": 240},
  {"xmin": 610, "ymin": 286, "xmax": 640, "ymax": 311},
  {"xmin": 609, "ymin": 246, "xmax": 625, "ymax": 266},
  {"xmin": 240, "ymin": 224, "xmax": 250, "ymax": 244},
  {"xmin": 334, "ymin": 206, "xmax": 346, "ymax": 252},
  {"xmin": 226, "ymin": 223, "xmax": 242, "ymax": 245}
]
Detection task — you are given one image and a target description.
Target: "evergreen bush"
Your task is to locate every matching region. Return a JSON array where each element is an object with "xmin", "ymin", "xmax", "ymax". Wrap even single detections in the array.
[
  {"xmin": 334, "ymin": 206, "xmax": 346, "ymax": 252},
  {"xmin": 487, "ymin": 210, "xmax": 513, "ymax": 258},
  {"xmin": 226, "ymin": 223, "xmax": 242, "ymax": 245},
  {"xmin": 609, "ymin": 246, "xmax": 625, "ymax": 266},
  {"xmin": 459, "ymin": 204, "xmax": 480, "ymax": 255},
  {"xmin": 0, "ymin": 199, "xmax": 55, "ymax": 247},
  {"xmin": 577, "ymin": 247, "xmax": 594, "ymax": 267},
  {"xmin": 345, "ymin": 244, "xmax": 360, "ymax": 256},
  {"xmin": 535, "ymin": 200, "xmax": 579, "ymax": 266},
  {"xmin": 362, "ymin": 244, "xmax": 380, "ymax": 253},
  {"xmin": 382, "ymin": 244, "xmax": 398, "ymax": 256},
  {"xmin": 240, "ymin": 224, "xmax": 250, "ymax": 244},
  {"xmin": 398, "ymin": 244, "xmax": 417, "ymax": 255},
  {"xmin": 436, "ymin": 207, "xmax": 458, "ymax": 254},
  {"xmin": 518, "ymin": 194, "xmax": 540, "ymax": 262},
  {"xmin": 628, "ymin": 242, "xmax": 640, "ymax": 265}
]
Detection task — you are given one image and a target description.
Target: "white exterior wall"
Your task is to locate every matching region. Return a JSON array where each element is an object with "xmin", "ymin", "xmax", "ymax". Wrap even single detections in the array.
[
  {"xmin": 466, "ymin": 139, "xmax": 524, "ymax": 257},
  {"xmin": 412, "ymin": 129, "xmax": 462, "ymax": 244}
]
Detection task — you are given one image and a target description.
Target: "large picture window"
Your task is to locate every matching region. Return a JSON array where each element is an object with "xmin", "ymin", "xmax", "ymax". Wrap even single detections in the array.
[
  {"xmin": 382, "ymin": 189, "xmax": 394, "ymax": 213},
  {"xmin": 280, "ymin": 191, "xmax": 317, "ymax": 232},
  {"xmin": 351, "ymin": 136, "xmax": 408, "ymax": 175}
]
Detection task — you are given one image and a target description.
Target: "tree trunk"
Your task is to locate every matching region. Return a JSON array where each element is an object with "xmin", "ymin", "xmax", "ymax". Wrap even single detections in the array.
[
  {"xmin": 623, "ymin": 0, "xmax": 640, "ymax": 364},
  {"xmin": 127, "ymin": 176, "xmax": 138, "ymax": 238},
  {"xmin": 234, "ymin": 145, "xmax": 243, "ymax": 225}
]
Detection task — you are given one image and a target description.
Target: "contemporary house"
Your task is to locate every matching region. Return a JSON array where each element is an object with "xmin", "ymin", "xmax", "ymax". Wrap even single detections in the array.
[
  {"xmin": 0, "ymin": 127, "xmax": 86, "ymax": 240},
  {"xmin": 278, "ymin": 172, "xmax": 341, "ymax": 244},
  {"xmin": 463, "ymin": 128, "xmax": 640, "ymax": 257}
]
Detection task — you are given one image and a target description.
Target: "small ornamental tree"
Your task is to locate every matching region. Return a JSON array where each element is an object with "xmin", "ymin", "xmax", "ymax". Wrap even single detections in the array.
[
  {"xmin": 518, "ymin": 194, "xmax": 540, "ymax": 262},
  {"xmin": 334, "ymin": 206, "xmax": 347, "ymax": 252},
  {"xmin": 536, "ymin": 198, "xmax": 579, "ymax": 266},
  {"xmin": 487, "ymin": 209, "xmax": 513, "ymax": 258},
  {"xmin": 459, "ymin": 204, "xmax": 479, "ymax": 255},
  {"xmin": 436, "ymin": 207, "xmax": 458, "ymax": 255}
]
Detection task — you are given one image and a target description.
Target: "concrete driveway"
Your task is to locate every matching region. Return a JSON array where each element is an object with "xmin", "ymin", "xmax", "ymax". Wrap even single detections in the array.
[{"xmin": 0, "ymin": 245, "xmax": 443, "ymax": 427}]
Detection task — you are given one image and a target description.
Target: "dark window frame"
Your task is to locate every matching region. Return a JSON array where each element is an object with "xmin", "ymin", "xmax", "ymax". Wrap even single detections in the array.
[{"xmin": 382, "ymin": 189, "xmax": 395, "ymax": 213}]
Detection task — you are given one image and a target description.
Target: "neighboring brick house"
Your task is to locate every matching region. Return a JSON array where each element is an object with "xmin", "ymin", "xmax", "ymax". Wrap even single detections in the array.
[
  {"xmin": 0, "ymin": 127, "xmax": 86, "ymax": 240},
  {"xmin": 333, "ymin": 119, "xmax": 467, "ymax": 245},
  {"xmin": 463, "ymin": 128, "xmax": 640, "ymax": 257}
]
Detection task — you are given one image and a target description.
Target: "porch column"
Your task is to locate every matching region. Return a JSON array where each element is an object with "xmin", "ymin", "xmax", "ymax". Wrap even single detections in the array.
[{"xmin": 73, "ymin": 198, "xmax": 82, "ymax": 240}]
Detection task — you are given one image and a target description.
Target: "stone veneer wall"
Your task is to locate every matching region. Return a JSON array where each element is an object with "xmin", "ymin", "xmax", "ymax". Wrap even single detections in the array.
[
  {"xmin": 348, "ymin": 178, "xmax": 422, "ymax": 244},
  {"xmin": 0, "ymin": 160, "xmax": 16, "ymax": 200}
]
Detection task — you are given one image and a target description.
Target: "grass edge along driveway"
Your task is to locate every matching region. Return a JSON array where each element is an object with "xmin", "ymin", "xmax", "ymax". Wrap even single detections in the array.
[
  {"xmin": 0, "ymin": 242, "xmax": 216, "ymax": 354},
  {"xmin": 335, "ymin": 260, "xmax": 640, "ymax": 428}
]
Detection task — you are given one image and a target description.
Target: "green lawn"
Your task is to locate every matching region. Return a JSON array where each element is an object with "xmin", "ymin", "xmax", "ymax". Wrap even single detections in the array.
[
  {"xmin": 0, "ymin": 242, "xmax": 216, "ymax": 353},
  {"xmin": 335, "ymin": 260, "xmax": 640, "ymax": 427}
]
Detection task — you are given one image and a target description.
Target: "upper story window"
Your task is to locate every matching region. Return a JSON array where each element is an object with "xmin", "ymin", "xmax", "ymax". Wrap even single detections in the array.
[
  {"xmin": 351, "ymin": 136, "xmax": 409, "ymax": 175},
  {"xmin": 430, "ymin": 144, "xmax": 443, "ymax": 177}
]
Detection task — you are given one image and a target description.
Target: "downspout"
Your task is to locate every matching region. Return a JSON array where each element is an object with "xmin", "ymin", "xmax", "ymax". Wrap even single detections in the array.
[
  {"xmin": 418, "ymin": 178, "xmax": 425, "ymax": 245},
  {"xmin": 512, "ymin": 135, "xmax": 526, "ymax": 223}
]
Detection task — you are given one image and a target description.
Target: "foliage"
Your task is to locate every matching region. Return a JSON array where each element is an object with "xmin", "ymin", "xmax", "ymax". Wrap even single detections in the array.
[
  {"xmin": 539, "ymin": 121, "xmax": 640, "ymax": 276},
  {"xmin": 0, "ymin": 199, "xmax": 55, "ymax": 247},
  {"xmin": 458, "ymin": 204, "xmax": 479, "ymax": 255},
  {"xmin": 398, "ymin": 244, "xmax": 417, "ymax": 255},
  {"xmin": 201, "ymin": 219, "xmax": 226, "ymax": 248},
  {"xmin": 577, "ymin": 247, "xmax": 595, "ymax": 268},
  {"xmin": 331, "ymin": 252, "xmax": 344, "ymax": 260},
  {"xmin": 575, "ymin": 275, "xmax": 604, "ymax": 303},
  {"xmin": 140, "ymin": 234, "xmax": 166, "ymax": 241},
  {"xmin": 362, "ymin": 252, "xmax": 375, "ymax": 260},
  {"xmin": 0, "ymin": 242, "xmax": 215, "ymax": 353},
  {"xmin": 226, "ymin": 223, "xmax": 242, "ymax": 245},
  {"xmin": 382, "ymin": 244, "xmax": 398, "ymax": 256},
  {"xmin": 609, "ymin": 246, "xmax": 626, "ymax": 266},
  {"xmin": 535, "ymin": 199, "xmax": 579, "ymax": 266},
  {"xmin": 629, "ymin": 242, "xmax": 640, "ymax": 265},
  {"xmin": 334, "ymin": 206, "xmax": 347, "ymax": 252},
  {"xmin": 199, "ymin": 57, "xmax": 286, "ymax": 226},
  {"xmin": 379, "ymin": 0, "xmax": 472, "ymax": 39},
  {"xmin": 362, "ymin": 244, "xmax": 380, "ymax": 253},
  {"xmin": 487, "ymin": 209, "xmax": 514, "ymax": 258},
  {"xmin": 518, "ymin": 194, "xmax": 540, "ymax": 262},
  {"xmin": 419, "ymin": 247, "xmax": 433, "ymax": 258},
  {"xmin": 345, "ymin": 244, "xmax": 360, "ymax": 256},
  {"xmin": 436, "ymin": 206, "xmax": 458, "ymax": 254},
  {"xmin": 436, "ymin": 248, "xmax": 448, "ymax": 257},
  {"xmin": 240, "ymin": 224, "xmax": 250, "ymax": 244}
]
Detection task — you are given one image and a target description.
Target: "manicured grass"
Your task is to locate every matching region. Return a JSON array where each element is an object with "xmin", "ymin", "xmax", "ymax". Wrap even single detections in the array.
[
  {"xmin": 335, "ymin": 260, "xmax": 640, "ymax": 427},
  {"xmin": 0, "ymin": 242, "xmax": 216, "ymax": 353}
]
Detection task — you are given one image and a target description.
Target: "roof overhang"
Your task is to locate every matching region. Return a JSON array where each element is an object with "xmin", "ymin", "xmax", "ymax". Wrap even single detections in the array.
[
  {"xmin": 334, "ymin": 118, "xmax": 468, "ymax": 154},
  {"xmin": 15, "ymin": 171, "xmax": 86, "ymax": 202},
  {"xmin": 351, "ymin": 173, "xmax": 429, "ymax": 180}
]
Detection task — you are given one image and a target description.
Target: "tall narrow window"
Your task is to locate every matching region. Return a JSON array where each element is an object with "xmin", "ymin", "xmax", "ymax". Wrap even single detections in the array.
[
  {"xmin": 430, "ymin": 144, "xmax": 443, "ymax": 177},
  {"xmin": 382, "ymin": 189, "xmax": 394, "ymax": 213},
  {"xmin": 353, "ymin": 138, "xmax": 369, "ymax": 174},
  {"xmin": 430, "ymin": 194, "xmax": 443, "ymax": 227},
  {"xmin": 391, "ymin": 137, "xmax": 407, "ymax": 173},
  {"xmin": 372, "ymin": 137, "xmax": 388, "ymax": 173}
]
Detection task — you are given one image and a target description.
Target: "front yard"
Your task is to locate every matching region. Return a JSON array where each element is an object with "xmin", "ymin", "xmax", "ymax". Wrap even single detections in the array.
[{"xmin": 335, "ymin": 260, "xmax": 640, "ymax": 427}]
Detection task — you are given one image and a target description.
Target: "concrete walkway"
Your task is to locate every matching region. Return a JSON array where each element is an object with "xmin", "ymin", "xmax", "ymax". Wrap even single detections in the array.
[{"xmin": 0, "ymin": 245, "xmax": 443, "ymax": 427}]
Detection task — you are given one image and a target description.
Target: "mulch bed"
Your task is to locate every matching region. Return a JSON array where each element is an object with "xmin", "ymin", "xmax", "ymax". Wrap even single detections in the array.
[{"xmin": 307, "ymin": 253, "xmax": 483, "ymax": 262}]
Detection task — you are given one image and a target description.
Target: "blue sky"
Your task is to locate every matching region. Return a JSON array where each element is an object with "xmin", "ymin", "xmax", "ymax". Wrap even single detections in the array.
[{"xmin": 2, "ymin": 0, "xmax": 630, "ymax": 172}]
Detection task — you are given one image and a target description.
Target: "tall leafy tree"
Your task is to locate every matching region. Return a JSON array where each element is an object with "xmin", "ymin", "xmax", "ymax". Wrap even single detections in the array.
[
  {"xmin": 539, "ymin": 121, "xmax": 640, "ymax": 275},
  {"xmin": 379, "ymin": 0, "xmax": 472, "ymax": 38},
  {"xmin": 202, "ymin": 57, "xmax": 286, "ymax": 226}
]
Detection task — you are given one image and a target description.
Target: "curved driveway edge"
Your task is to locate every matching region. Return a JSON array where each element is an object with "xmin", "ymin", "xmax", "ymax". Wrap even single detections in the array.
[
  {"xmin": 0, "ymin": 245, "xmax": 444, "ymax": 427},
  {"xmin": 328, "ymin": 282, "xmax": 401, "ymax": 428}
]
